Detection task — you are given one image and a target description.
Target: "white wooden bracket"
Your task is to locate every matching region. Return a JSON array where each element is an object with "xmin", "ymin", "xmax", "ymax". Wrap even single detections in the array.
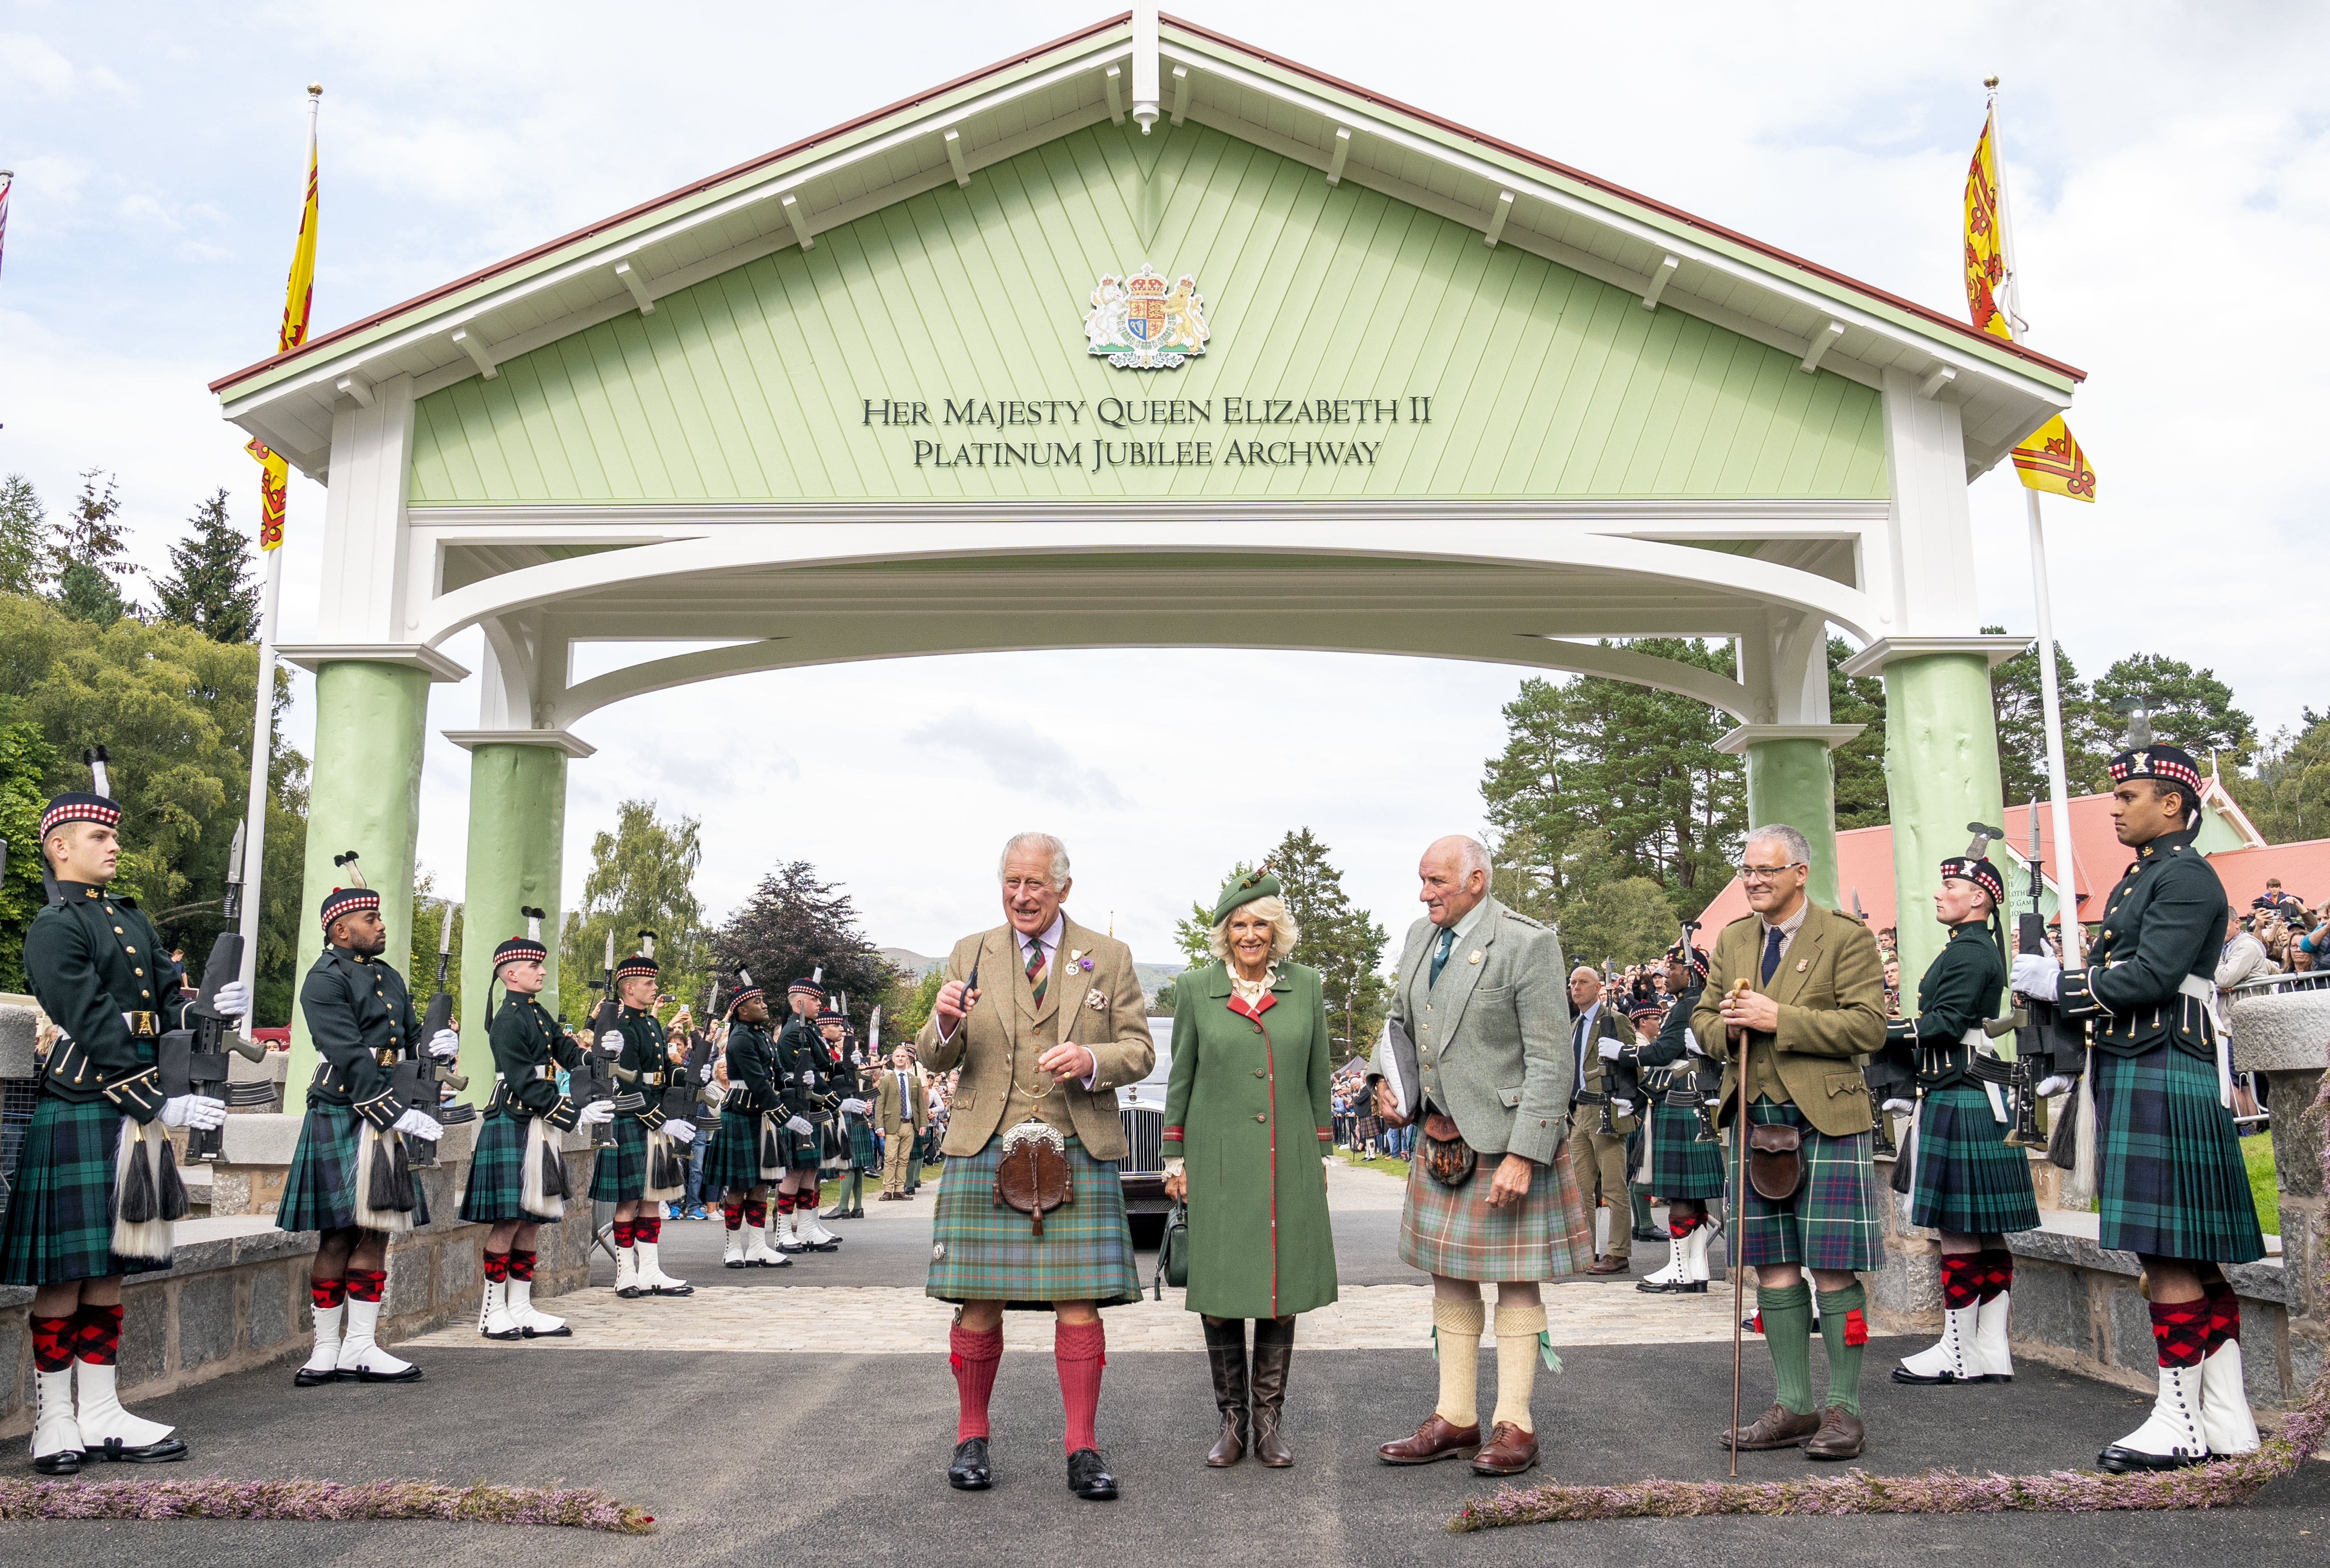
[
  {"xmin": 450, "ymin": 326, "xmax": 497, "ymax": 380},
  {"xmin": 1169, "ymin": 64, "xmax": 1190, "ymax": 126},
  {"xmin": 1130, "ymin": 5, "xmax": 1160, "ymax": 133},
  {"xmin": 782, "ymin": 192, "xmax": 815, "ymax": 251},
  {"xmin": 1641, "ymin": 254, "xmax": 1679, "ymax": 311},
  {"xmin": 1800, "ymin": 319, "xmax": 1844, "ymax": 373},
  {"xmin": 1105, "ymin": 63, "xmax": 1125, "ymax": 124},
  {"xmin": 1325, "ymin": 126, "xmax": 1351, "ymax": 186},
  {"xmin": 1482, "ymin": 189, "xmax": 1513, "ymax": 248},
  {"xmin": 1917, "ymin": 364, "xmax": 1958, "ymax": 400},
  {"xmin": 944, "ymin": 127, "xmax": 969, "ymax": 187},
  {"xmin": 614, "ymin": 258, "xmax": 655, "ymax": 315},
  {"xmin": 334, "ymin": 371, "xmax": 375, "ymax": 408}
]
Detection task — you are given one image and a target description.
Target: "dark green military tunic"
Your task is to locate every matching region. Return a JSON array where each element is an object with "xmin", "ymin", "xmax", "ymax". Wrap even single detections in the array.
[
  {"xmin": 703, "ymin": 1019, "xmax": 778, "ymax": 1194},
  {"xmin": 771, "ymin": 1015, "xmax": 823, "ymax": 1168},
  {"xmin": 460, "ymin": 994, "xmax": 583, "ymax": 1223},
  {"xmin": 280, "ymin": 945, "xmax": 430, "ymax": 1233},
  {"xmin": 1898, "ymin": 922, "xmax": 2036, "ymax": 1234},
  {"xmin": 590, "ymin": 1004, "xmax": 671, "ymax": 1201},
  {"xmin": 2058, "ymin": 826, "xmax": 2261, "ymax": 1261},
  {"xmin": 0, "ymin": 882, "xmax": 186, "ymax": 1284},
  {"xmin": 1162, "ymin": 961, "xmax": 1338, "ymax": 1320},
  {"xmin": 1627, "ymin": 983, "xmax": 1725, "ymax": 1199}
]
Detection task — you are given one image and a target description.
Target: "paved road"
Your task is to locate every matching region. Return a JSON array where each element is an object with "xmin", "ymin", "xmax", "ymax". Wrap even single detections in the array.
[{"xmin": 6, "ymin": 1161, "xmax": 2324, "ymax": 1565}]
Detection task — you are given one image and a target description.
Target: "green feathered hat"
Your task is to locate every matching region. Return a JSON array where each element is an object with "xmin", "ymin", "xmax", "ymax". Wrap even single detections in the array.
[{"xmin": 1211, "ymin": 870, "xmax": 1282, "ymax": 927}]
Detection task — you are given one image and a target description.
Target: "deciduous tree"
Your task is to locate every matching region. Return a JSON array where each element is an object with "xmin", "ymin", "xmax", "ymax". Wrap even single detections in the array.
[{"xmin": 708, "ymin": 860, "xmax": 896, "ymax": 1038}]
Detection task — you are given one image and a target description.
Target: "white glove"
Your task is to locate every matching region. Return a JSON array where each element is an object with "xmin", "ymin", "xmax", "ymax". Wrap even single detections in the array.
[
  {"xmin": 699, "ymin": 1061, "xmax": 717, "ymax": 1083},
  {"xmin": 160, "ymin": 1095, "xmax": 228, "ymax": 1130},
  {"xmin": 427, "ymin": 1028, "xmax": 461, "ymax": 1059},
  {"xmin": 663, "ymin": 1119, "xmax": 695, "ymax": 1145},
  {"xmin": 209, "ymin": 980, "xmax": 251, "ymax": 1020},
  {"xmin": 2036, "ymin": 1074, "xmax": 2073, "ymax": 1099},
  {"xmin": 2010, "ymin": 952, "xmax": 2062, "ymax": 1001},
  {"xmin": 1611, "ymin": 1099, "xmax": 1634, "ymax": 1117},
  {"xmin": 786, "ymin": 1115, "xmax": 814, "ymax": 1137},
  {"xmin": 393, "ymin": 1107, "xmax": 445, "ymax": 1141},
  {"xmin": 1598, "ymin": 1039, "xmax": 1622, "ymax": 1060},
  {"xmin": 577, "ymin": 1099, "xmax": 617, "ymax": 1126},
  {"xmin": 1883, "ymin": 1098, "xmax": 1914, "ymax": 1115},
  {"xmin": 839, "ymin": 1097, "xmax": 870, "ymax": 1116}
]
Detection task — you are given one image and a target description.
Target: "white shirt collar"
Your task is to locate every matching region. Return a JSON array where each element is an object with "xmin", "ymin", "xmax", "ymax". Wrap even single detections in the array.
[{"xmin": 1020, "ymin": 912, "xmax": 1065, "ymax": 959}]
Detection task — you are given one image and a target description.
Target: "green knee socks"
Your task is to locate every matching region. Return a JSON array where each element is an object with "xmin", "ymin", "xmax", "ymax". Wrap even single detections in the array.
[
  {"xmin": 1816, "ymin": 1283, "xmax": 1868, "ymax": 1415},
  {"xmin": 1755, "ymin": 1281, "xmax": 1815, "ymax": 1414}
]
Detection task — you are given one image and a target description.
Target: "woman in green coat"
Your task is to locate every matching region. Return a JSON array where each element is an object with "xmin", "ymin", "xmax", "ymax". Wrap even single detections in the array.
[{"xmin": 1162, "ymin": 872, "xmax": 1338, "ymax": 1470}]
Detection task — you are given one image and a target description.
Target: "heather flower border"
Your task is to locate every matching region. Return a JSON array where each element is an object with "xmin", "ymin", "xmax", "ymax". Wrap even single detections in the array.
[
  {"xmin": 0, "ymin": 1478, "xmax": 655, "ymax": 1532},
  {"xmin": 1449, "ymin": 1077, "xmax": 2330, "ymax": 1532}
]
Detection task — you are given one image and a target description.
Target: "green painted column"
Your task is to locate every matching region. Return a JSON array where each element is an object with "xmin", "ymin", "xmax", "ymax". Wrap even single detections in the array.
[
  {"xmin": 288, "ymin": 661, "xmax": 431, "ymax": 1109},
  {"xmin": 1743, "ymin": 736, "xmax": 1843, "ymax": 912},
  {"xmin": 1880, "ymin": 650, "xmax": 2007, "ymax": 988},
  {"xmin": 457, "ymin": 742, "xmax": 570, "ymax": 1091}
]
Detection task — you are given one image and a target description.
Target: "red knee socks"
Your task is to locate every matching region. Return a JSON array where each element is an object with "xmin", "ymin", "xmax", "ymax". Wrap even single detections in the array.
[
  {"xmin": 345, "ymin": 1269, "xmax": 386, "ymax": 1305},
  {"xmin": 509, "ymin": 1250, "xmax": 537, "ymax": 1283},
  {"xmin": 612, "ymin": 1219, "xmax": 636, "ymax": 1249},
  {"xmin": 72, "ymin": 1302, "xmax": 124, "ymax": 1365},
  {"xmin": 310, "ymin": 1277, "xmax": 348, "ymax": 1312},
  {"xmin": 482, "ymin": 1251, "xmax": 510, "ymax": 1283},
  {"xmin": 723, "ymin": 1202, "xmax": 743, "ymax": 1230},
  {"xmin": 1055, "ymin": 1320, "xmax": 1106, "ymax": 1454},
  {"xmin": 1976, "ymin": 1247, "xmax": 2014, "ymax": 1302},
  {"xmin": 1939, "ymin": 1252, "xmax": 1982, "ymax": 1311},
  {"xmin": 635, "ymin": 1216, "xmax": 661, "ymax": 1244},
  {"xmin": 2203, "ymin": 1279, "xmax": 2240, "ymax": 1352},
  {"xmin": 951, "ymin": 1322, "xmax": 1004, "ymax": 1442},
  {"xmin": 743, "ymin": 1200, "xmax": 767, "ymax": 1227},
  {"xmin": 30, "ymin": 1314, "xmax": 75, "ymax": 1373},
  {"xmin": 2150, "ymin": 1299, "xmax": 2209, "ymax": 1369}
]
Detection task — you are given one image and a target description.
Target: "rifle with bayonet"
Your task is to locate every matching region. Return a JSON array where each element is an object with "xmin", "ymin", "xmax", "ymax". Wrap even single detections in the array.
[
  {"xmin": 157, "ymin": 821, "xmax": 269, "ymax": 1161},
  {"xmin": 1847, "ymin": 887, "xmax": 1906, "ymax": 1158},
  {"xmin": 577, "ymin": 928, "xmax": 621, "ymax": 1146},
  {"xmin": 2009, "ymin": 803, "xmax": 2084, "ymax": 1166}
]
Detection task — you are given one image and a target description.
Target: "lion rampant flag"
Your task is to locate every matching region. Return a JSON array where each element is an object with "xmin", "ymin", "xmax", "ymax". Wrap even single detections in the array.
[
  {"xmin": 246, "ymin": 107, "xmax": 319, "ymax": 550},
  {"xmin": 1965, "ymin": 107, "xmax": 2097, "ymax": 502}
]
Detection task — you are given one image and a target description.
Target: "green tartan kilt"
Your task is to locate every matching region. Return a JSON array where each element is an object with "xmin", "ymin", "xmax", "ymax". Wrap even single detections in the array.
[
  {"xmin": 926, "ymin": 1137, "xmax": 1140, "ymax": 1309},
  {"xmin": 773, "ymin": 1120, "xmax": 819, "ymax": 1170},
  {"xmin": 0, "ymin": 1095, "xmax": 173, "ymax": 1286},
  {"xmin": 701, "ymin": 1106, "xmax": 767, "ymax": 1196},
  {"xmin": 2094, "ymin": 1044, "xmax": 2264, "ymax": 1263},
  {"xmin": 459, "ymin": 1109, "xmax": 560, "ymax": 1224},
  {"xmin": 1729, "ymin": 1099, "xmax": 1882, "ymax": 1273},
  {"xmin": 1906, "ymin": 1085, "xmax": 2039, "ymax": 1234},
  {"xmin": 1398, "ymin": 1138, "xmax": 1594, "ymax": 1282},
  {"xmin": 589, "ymin": 1116, "xmax": 648, "ymax": 1202},
  {"xmin": 847, "ymin": 1117, "xmax": 879, "ymax": 1171},
  {"xmin": 1636, "ymin": 1100, "xmax": 1728, "ymax": 1199},
  {"xmin": 279, "ymin": 1102, "xmax": 431, "ymax": 1234}
]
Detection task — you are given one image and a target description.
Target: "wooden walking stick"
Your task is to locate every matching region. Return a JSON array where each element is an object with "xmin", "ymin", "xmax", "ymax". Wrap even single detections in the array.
[{"xmin": 1726, "ymin": 976, "xmax": 1753, "ymax": 1478}]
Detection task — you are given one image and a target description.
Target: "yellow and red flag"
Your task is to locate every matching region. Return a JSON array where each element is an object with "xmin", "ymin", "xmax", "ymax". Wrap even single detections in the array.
[
  {"xmin": 246, "ymin": 106, "xmax": 319, "ymax": 550},
  {"xmin": 1965, "ymin": 106, "xmax": 2097, "ymax": 502}
]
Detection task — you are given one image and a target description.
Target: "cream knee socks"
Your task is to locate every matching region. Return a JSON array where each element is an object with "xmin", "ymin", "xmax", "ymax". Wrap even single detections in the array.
[
  {"xmin": 1432, "ymin": 1297, "xmax": 1485, "ymax": 1428},
  {"xmin": 1492, "ymin": 1302, "xmax": 1547, "ymax": 1432}
]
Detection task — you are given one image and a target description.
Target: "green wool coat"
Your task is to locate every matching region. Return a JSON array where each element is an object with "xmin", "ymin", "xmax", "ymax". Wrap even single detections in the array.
[{"xmin": 1162, "ymin": 960, "xmax": 1338, "ymax": 1319}]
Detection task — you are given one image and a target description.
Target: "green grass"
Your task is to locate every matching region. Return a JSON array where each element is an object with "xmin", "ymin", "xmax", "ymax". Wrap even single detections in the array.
[
  {"xmin": 1341, "ymin": 1146, "xmax": 1411, "ymax": 1182},
  {"xmin": 2243, "ymin": 1130, "xmax": 2279, "ymax": 1235}
]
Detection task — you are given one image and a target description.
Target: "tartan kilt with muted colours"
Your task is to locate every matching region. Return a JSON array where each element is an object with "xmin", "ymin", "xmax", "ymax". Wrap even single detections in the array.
[
  {"xmin": 279, "ymin": 1101, "xmax": 431, "ymax": 1233},
  {"xmin": 589, "ymin": 1116, "xmax": 648, "ymax": 1202},
  {"xmin": 0, "ymin": 1096, "xmax": 173, "ymax": 1286},
  {"xmin": 701, "ymin": 1106, "xmax": 766, "ymax": 1195},
  {"xmin": 1398, "ymin": 1140, "xmax": 1594, "ymax": 1282},
  {"xmin": 2094, "ymin": 1044, "xmax": 2265, "ymax": 1263},
  {"xmin": 926, "ymin": 1136, "xmax": 1140, "ymax": 1309},
  {"xmin": 1730, "ymin": 1099, "xmax": 1881, "ymax": 1272},
  {"xmin": 1906, "ymin": 1085, "xmax": 2039, "ymax": 1234},
  {"xmin": 459, "ymin": 1110, "xmax": 549, "ymax": 1224},
  {"xmin": 1636, "ymin": 1100, "xmax": 1728, "ymax": 1200},
  {"xmin": 847, "ymin": 1117, "xmax": 878, "ymax": 1171}
]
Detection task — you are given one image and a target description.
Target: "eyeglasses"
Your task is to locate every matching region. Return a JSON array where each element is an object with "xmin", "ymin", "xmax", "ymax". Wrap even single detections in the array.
[{"xmin": 1736, "ymin": 862, "xmax": 1805, "ymax": 884}]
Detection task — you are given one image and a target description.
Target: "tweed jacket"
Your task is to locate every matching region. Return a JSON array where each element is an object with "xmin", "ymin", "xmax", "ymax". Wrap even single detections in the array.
[
  {"xmin": 916, "ymin": 916, "xmax": 1153, "ymax": 1161},
  {"xmin": 1692, "ymin": 902, "xmax": 1887, "ymax": 1138},
  {"xmin": 873, "ymin": 1064, "xmax": 928, "ymax": 1134},
  {"xmin": 1377, "ymin": 896, "xmax": 1573, "ymax": 1166}
]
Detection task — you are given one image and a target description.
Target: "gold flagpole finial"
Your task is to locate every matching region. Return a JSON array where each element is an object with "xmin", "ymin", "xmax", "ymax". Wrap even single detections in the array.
[
  {"xmin": 1983, "ymin": 75, "xmax": 1999, "ymax": 89},
  {"xmin": 308, "ymin": 83, "xmax": 322, "ymax": 97}
]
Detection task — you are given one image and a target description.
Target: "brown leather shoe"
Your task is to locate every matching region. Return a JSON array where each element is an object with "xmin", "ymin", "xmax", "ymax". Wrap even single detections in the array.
[
  {"xmin": 1585, "ymin": 1255, "xmax": 1630, "ymax": 1276},
  {"xmin": 1469, "ymin": 1421, "xmax": 1539, "ymax": 1476},
  {"xmin": 1718, "ymin": 1402, "xmax": 1822, "ymax": 1450},
  {"xmin": 1377, "ymin": 1413, "xmax": 1481, "ymax": 1464},
  {"xmin": 1804, "ymin": 1407, "xmax": 1865, "ymax": 1460}
]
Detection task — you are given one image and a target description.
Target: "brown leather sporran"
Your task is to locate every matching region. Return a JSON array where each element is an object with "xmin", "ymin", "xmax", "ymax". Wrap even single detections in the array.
[
  {"xmin": 1418, "ymin": 1112, "xmax": 1477, "ymax": 1187},
  {"xmin": 994, "ymin": 1137, "xmax": 1074, "ymax": 1236},
  {"xmin": 1748, "ymin": 1122, "xmax": 1805, "ymax": 1200}
]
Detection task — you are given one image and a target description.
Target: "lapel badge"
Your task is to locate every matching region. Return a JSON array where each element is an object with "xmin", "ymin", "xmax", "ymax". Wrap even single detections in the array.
[
  {"xmin": 1468, "ymin": 950, "xmax": 1483, "ymax": 965},
  {"xmin": 1795, "ymin": 958, "xmax": 1809, "ymax": 973}
]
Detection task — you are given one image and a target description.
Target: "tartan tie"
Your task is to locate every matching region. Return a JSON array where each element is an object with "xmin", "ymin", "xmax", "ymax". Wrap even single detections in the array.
[{"xmin": 1025, "ymin": 936, "xmax": 1048, "ymax": 1006}]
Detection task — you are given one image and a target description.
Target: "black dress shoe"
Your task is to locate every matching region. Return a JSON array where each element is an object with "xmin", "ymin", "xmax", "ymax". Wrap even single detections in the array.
[
  {"xmin": 293, "ymin": 1366, "xmax": 344, "ymax": 1387},
  {"xmin": 947, "ymin": 1436, "xmax": 992, "ymax": 1491},
  {"xmin": 1066, "ymin": 1447, "xmax": 1118, "ymax": 1500},
  {"xmin": 1632, "ymin": 1227, "xmax": 1665, "ymax": 1243},
  {"xmin": 84, "ymin": 1435, "xmax": 190, "ymax": 1464},
  {"xmin": 31, "ymin": 1449, "xmax": 81, "ymax": 1475}
]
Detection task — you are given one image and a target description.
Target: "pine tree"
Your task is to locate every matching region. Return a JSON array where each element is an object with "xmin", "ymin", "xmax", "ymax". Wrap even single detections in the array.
[
  {"xmin": 153, "ymin": 488, "xmax": 260, "ymax": 643},
  {"xmin": 1985, "ymin": 625, "xmax": 2112, "ymax": 802},
  {"xmin": 2092, "ymin": 652, "xmax": 2255, "ymax": 770},
  {"xmin": 50, "ymin": 469, "xmax": 137, "ymax": 625},
  {"xmin": 0, "ymin": 474, "xmax": 44, "ymax": 596},
  {"xmin": 1827, "ymin": 635, "xmax": 1890, "ymax": 829},
  {"xmin": 708, "ymin": 860, "xmax": 896, "ymax": 1036}
]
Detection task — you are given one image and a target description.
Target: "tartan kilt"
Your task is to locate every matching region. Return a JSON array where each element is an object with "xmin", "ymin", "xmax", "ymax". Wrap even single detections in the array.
[
  {"xmin": 589, "ymin": 1116, "xmax": 648, "ymax": 1202},
  {"xmin": 2094, "ymin": 1045, "xmax": 2265, "ymax": 1263},
  {"xmin": 773, "ymin": 1120, "xmax": 820, "ymax": 1170},
  {"xmin": 1636, "ymin": 1100, "xmax": 1728, "ymax": 1199},
  {"xmin": 927, "ymin": 1136, "xmax": 1140, "ymax": 1309},
  {"xmin": 1398, "ymin": 1139, "xmax": 1594, "ymax": 1282},
  {"xmin": 701, "ymin": 1106, "xmax": 766, "ymax": 1195},
  {"xmin": 847, "ymin": 1117, "xmax": 879, "ymax": 1171},
  {"xmin": 459, "ymin": 1109, "xmax": 558, "ymax": 1224},
  {"xmin": 1730, "ymin": 1099, "xmax": 1881, "ymax": 1273},
  {"xmin": 1906, "ymin": 1085, "xmax": 2039, "ymax": 1234},
  {"xmin": 0, "ymin": 1096, "xmax": 173, "ymax": 1286},
  {"xmin": 279, "ymin": 1102, "xmax": 431, "ymax": 1233}
]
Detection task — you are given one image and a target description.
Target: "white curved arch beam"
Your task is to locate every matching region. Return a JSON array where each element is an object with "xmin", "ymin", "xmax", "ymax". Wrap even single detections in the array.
[{"xmin": 549, "ymin": 613, "xmax": 1751, "ymax": 727}]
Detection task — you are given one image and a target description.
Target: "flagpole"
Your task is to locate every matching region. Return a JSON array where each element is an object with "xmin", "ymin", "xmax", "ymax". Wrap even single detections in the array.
[
  {"xmin": 1986, "ymin": 75, "xmax": 2084, "ymax": 971},
  {"xmin": 234, "ymin": 84, "xmax": 319, "ymax": 1003}
]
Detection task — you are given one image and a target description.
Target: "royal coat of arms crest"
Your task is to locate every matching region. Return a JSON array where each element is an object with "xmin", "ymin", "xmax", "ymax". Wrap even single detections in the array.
[{"xmin": 1083, "ymin": 264, "xmax": 1208, "ymax": 369}]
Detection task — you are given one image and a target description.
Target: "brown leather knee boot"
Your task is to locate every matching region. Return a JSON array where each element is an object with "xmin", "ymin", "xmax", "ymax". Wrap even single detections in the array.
[
  {"xmin": 1250, "ymin": 1315, "xmax": 1296, "ymax": 1467},
  {"xmin": 1202, "ymin": 1317, "xmax": 1249, "ymax": 1466}
]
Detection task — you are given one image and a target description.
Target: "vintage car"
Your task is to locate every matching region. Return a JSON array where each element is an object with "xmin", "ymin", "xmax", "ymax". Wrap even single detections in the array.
[{"xmin": 1116, "ymin": 1016, "xmax": 1173, "ymax": 1246}]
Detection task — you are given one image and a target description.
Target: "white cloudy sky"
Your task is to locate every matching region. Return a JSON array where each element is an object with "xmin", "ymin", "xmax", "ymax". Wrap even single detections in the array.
[{"xmin": 3, "ymin": 2, "xmax": 2326, "ymax": 963}]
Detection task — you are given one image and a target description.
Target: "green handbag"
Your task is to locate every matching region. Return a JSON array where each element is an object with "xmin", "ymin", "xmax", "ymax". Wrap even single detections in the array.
[{"xmin": 1153, "ymin": 1201, "xmax": 1189, "ymax": 1298}]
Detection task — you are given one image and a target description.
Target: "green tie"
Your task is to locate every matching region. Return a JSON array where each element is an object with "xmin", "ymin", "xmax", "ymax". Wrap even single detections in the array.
[{"xmin": 1430, "ymin": 926, "xmax": 1455, "ymax": 986}]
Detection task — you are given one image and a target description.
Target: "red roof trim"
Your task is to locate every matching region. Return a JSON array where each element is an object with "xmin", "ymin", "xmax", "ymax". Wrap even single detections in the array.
[{"xmin": 214, "ymin": 10, "xmax": 2083, "ymax": 396}]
